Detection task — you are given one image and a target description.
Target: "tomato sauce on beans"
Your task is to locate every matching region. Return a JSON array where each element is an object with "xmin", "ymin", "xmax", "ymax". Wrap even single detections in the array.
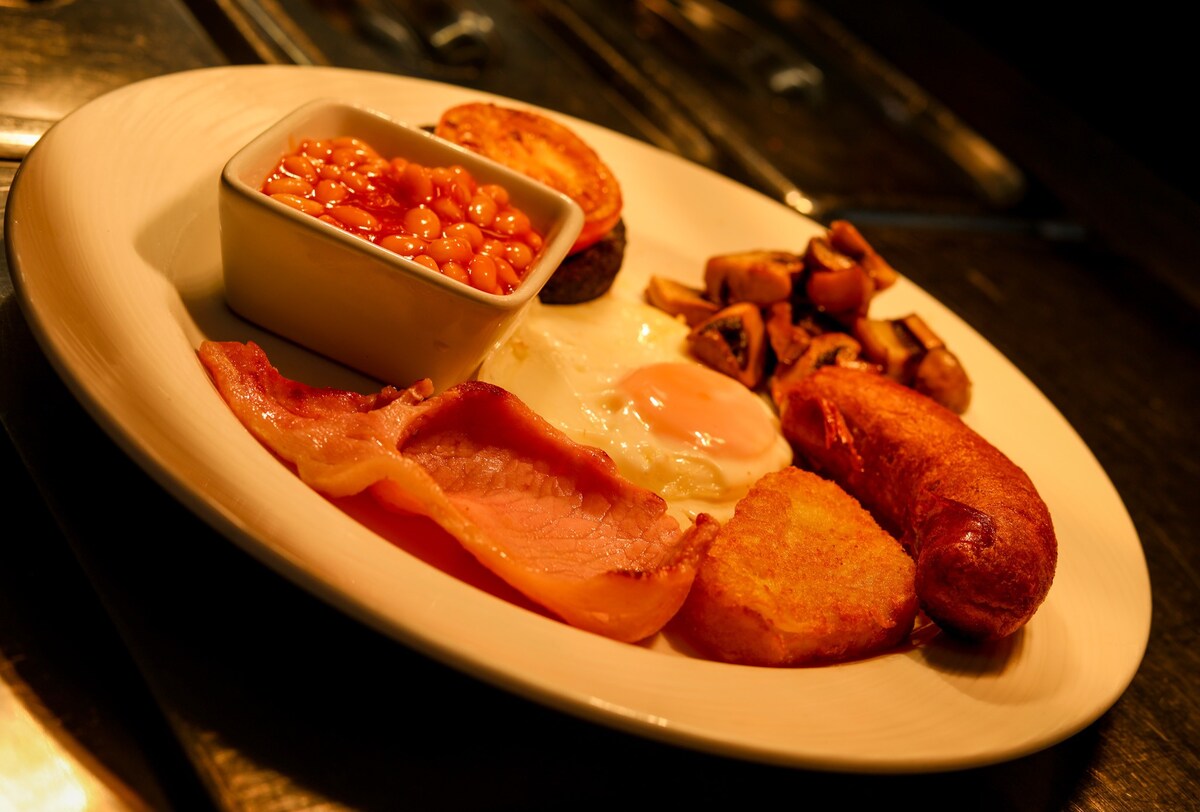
[{"xmin": 261, "ymin": 136, "xmax": 545, "ymax": 295}]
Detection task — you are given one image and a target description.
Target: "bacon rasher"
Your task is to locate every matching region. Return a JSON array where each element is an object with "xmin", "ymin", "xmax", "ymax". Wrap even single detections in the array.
[{"xmin": 198, "ymin": 341, "xmax": 716, "ymax": 642}]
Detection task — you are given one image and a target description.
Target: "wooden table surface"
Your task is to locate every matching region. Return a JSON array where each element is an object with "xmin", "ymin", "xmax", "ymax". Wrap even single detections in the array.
[{"xmin": 1, "ymin": 1, "xmax": 1196, "ymax": 809}]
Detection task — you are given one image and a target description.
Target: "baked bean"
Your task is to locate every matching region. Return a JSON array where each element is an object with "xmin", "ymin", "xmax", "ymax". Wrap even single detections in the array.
[
  {"xmin": 478, "ymin": 238, "xmax": 506, "ymax": 257},
  {"xmin": 329, "ymin": 205, "xmax": 379, "ymax": 232},
  {"xmin": 314, "ymin": 179, "xmax": 348, "ymax": 204},
  {"xmin": 359, "ymin": 158, "xmax": 389, "ymax": 177},
  {"xmin": 331, "ymin": 146, "xmax": 367, "ymax": 167},
  {"xmin": 272, "ymin": 193, "xmax": 324, "ymax": 216},
  {"xmin": 430, "ymin": 165, "xmax": 455, "ymax": 189},
  {"xmin": 494, "ymin": 256, "xmax": 521, "ymax": 290},
  {"xmin": 430, "ymin": 196, "xmax": 464, "ymax": 224},
  {"xmin": 467, "ymin": 192, "xmax": 498, "ymax": 228},
  {"xmin": 303, "ymin": 139, "xmax": 331, "ymax": 158},
  {"xmin": 260, "ymin": 136, "xmax": 545, "ymax": 294},
  {"xmin": 480, "ymin": 183, "xmax": 509, "ymax": 207},
  {"xmin": 427, "ymin": 236, "xmax": 473, "ymax": 266},
  {"xmin": 265, "ymin": 176, "xmax": 314, "ymax": 198},
  {"xmin": 494, "ymin": 208, "xmax": 531, "ymax": 237},
  {"xmin": 403, "ymin": 206, "xmax": 442, "ymax": 240},
  {"xmin": 504, "ymin": 241, "xmax": 533, "ymax": 270},
  {"xmin": 401, "ymin": 163, "xmax": 433, "ymax": 204},
  {"xmin": 379, "ymin": 234, "xmax": 427, "ymax": 256},
  {"xmin": 341, "ymin": 170, "xmax": 370, "ymax": 193},
  {"xmin": 282, "ymin": 154, "xmax": 318, "ymax": 183},
  {"xmin": 444, "ymin": 222, "xmax": 484, "ymax": 250},
  {"xmin": 441, "ymin": 260, "xmax": 471, "ymax": 286},
  {"xmin": 449, "ymin": 173, "xmax": 474, "ymax": 206},
  {"xmin": 332, "ymin": 135, "xmax": 375, "ymax": 154},
  {"xmin": 412, "ymin": 254, "xmax": 440, "ymax": 272},
  {"xmin": 467, "ymin": 255, "xmax": 500, "ymax": 293}
]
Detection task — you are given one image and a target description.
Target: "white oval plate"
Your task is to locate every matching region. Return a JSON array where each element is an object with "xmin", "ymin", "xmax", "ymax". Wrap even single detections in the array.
[{"xmin": 5, "ymin": 66, "xmax": 1150, "ymax": 772}]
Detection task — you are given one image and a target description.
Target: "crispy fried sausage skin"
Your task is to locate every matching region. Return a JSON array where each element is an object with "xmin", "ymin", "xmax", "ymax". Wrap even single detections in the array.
[{"xmin": 776, "ymin": 366, "xmax": 1057, "ymax": 640}]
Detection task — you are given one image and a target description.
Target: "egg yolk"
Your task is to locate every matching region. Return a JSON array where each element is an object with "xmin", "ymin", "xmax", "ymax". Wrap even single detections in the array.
[{"xmin": 614, "ymin": 362, "xmax": 779, "ymax": 460}]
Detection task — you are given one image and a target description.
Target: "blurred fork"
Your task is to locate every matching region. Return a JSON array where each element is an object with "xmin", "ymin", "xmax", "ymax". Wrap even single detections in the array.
[{"xmin": 383, "ymin": 0, "xmax": 499, "ymax": 68}]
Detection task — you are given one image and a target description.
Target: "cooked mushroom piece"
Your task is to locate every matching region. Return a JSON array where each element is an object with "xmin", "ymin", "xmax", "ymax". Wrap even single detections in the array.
[
  {"xmin": 769, "ymin": 331, "xmax": 875, "ymax": 406},
  {"xmin": 645, "ymin": 275, "xmax": 720, "ymax": 326},
  {"xmin": 687, "ymin": 302, "xmax": 767, "ymax": 388},
  {"xmin": 704, "ymin": 250, "xmax": 801, "ymax": 306},
  {"xmin": 897, "ymin": 313, "xmax": 946, "ymax": 353},
  {"xmin": 802, "ymin": 234, "xmax": 878, "ymax": 319},
  {"xmin": 854, "ymin": 314, "xmax": 971, "ymax": 413},
  {"xmin": 804, "ymin": 262, "xmax": 875, "ymax": 318},
  {"xmin": 827, "ymin": 220, "xmax": 899, "ymax": 291},
  {"xmin": 765, "ymin": 301, "xmax": 814, "ymax": 365},
  {"xmin": 913, "ymin": 347, "xmax": 972, "ymax": 414},
  {"xmin": 803, "ymin": 236, "xmax": 857, "ymax": 274},
  {"xmin": 853, "ymin": 316, "xmax": 925, "ymax": 380}
]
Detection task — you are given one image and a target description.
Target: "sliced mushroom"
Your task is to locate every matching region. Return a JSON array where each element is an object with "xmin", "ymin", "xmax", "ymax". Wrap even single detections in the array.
[
  {"xmin": 801, "ymin": 233, "xmax": 877, "ymax": 319},
  {"xmin": 765, "ymin": 301, "xmax": 814, "ymax": 365},
  {"xmin": 769, "ymin": 331, "xmax": 876, "ymax": 406},
  {"xmin": 853, "ymin": 316, "xmax": 926, "ymax": 380},
  {"xmin": 860, "ymin": 253, "xmax": 900, "ymax": 293},
  {"xmin": 645, "ymin": 275, "xmax": 720, "ymax": 326},
  {"xmin": 803, "ymin": 236, "xmax": 857, "ymax": 274},
  {"xmin": 827, "ymin": 220, "xmax": 899, "ymax": 291},
  {"xmin": 897, "ymin": 313, "xmax": 946, "ymax": 352},
  {"xmin": 854, "ymin": 314, "xmax": 971, "ymax": 413},
  {"xmin": 704, "ymin": 250, "xmax": 801, "ymax": 307},
  {"xmin": 687, "ymin": 302, "xmax": 767, "ymax": 388},
  {"xmin": 804, "ymin": 261, "xmax": 875, "ymax": 318},
  {"xmin": 912, "ymin": 347, "xmax": 972, "ymax": 414}
]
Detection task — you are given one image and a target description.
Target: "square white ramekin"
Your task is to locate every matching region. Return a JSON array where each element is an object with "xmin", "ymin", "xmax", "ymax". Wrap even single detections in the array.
[{"xmin": 219, "ymin": 99, "xmax": 584, "ymax": 391}]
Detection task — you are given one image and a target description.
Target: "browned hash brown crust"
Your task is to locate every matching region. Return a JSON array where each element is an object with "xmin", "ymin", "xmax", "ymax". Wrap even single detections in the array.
[{"xmin": 677, "ymin": 467, "xmax": 917, "ymax": 666}]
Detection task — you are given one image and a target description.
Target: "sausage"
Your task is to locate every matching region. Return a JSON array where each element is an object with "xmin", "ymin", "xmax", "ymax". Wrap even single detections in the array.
[{"xmin": 776, "ymin": 366, "xmax": 1057, "ymax": 640}]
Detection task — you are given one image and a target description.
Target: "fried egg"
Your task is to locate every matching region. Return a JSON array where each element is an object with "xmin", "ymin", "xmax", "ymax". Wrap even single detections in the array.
[{"xmin": 477, "ymin": 289, "xmax": 793, "ymax": 523}]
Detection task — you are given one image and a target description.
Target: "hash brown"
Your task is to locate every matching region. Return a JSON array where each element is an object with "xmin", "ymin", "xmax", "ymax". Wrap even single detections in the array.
[{"xmin": 677, "ymin": 466, "xmax": 917, "ymax": 666}]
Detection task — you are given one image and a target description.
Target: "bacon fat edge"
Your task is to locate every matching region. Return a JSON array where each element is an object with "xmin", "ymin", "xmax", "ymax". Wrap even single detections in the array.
[{"xmin": 198, "ymin": 340, "xmax": 717, "ymax": 642}]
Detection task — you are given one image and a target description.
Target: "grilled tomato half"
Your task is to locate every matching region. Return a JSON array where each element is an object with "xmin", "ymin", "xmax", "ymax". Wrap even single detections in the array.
[{"xmin": 435, "ymin": 102, "xmax": 622, "ymax": 253}]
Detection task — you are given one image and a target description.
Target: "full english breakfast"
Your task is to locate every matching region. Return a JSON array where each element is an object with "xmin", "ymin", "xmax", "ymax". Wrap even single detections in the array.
[{"xmin": 203, "ymin": 99, "xmax": 1058, "ymax": 663}]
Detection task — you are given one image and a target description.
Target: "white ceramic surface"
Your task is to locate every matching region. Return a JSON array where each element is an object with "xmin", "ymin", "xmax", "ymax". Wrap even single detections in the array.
[
  {"xmin": 5, "ymin": 66, "xmax": 1151, "ymax": 773},
  {"xmin": 221, "ymin": 99, "xmax": 582, "ymax": 392}
]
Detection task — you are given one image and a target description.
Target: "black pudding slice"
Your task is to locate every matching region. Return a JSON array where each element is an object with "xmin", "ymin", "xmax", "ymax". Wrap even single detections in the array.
[{"xmin": 537, "ymin": 219, "xmax": 627, "ymax": 305}]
